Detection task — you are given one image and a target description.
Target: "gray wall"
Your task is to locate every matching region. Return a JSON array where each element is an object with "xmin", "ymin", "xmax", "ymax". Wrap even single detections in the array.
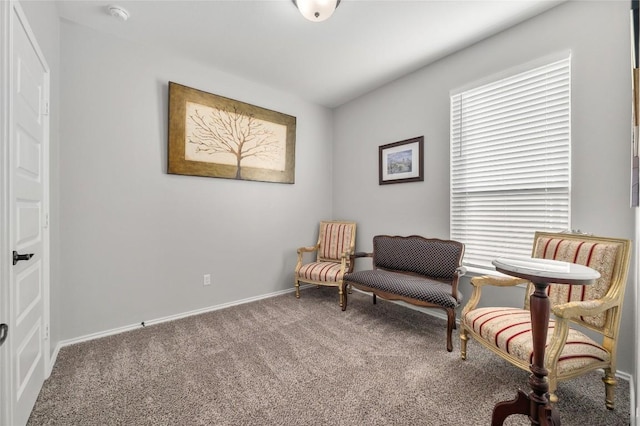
[
  {"xmin": 333, "ymin": 0, "xmax": 636, "ymax": 374},
  {"xmin": 57, "ymin": 21, "xmax": 334, "ymax": 340}
]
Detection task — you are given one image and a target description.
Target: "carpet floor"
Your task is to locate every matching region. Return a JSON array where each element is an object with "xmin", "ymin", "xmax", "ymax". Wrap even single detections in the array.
[{"xmin": 28, "ymin": 286, "xmax": 631, "ymax": 425}]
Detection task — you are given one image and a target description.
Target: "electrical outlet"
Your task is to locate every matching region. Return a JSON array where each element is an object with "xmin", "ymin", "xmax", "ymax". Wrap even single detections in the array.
[{"xmin": 203, "ymin": 274, "xmax": 211, "ymax": 286}]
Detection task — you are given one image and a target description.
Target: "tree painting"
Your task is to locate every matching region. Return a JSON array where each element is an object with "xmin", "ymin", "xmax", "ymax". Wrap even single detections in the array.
[{"xmin": 185, "ymin": 101, "xmax": 286, "ymax": 179}]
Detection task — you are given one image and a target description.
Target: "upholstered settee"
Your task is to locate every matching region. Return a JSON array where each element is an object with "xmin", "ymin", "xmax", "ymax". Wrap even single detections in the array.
[{"xmin": 341, "ymin": 235, "xmax": 466, "ymax": 352}]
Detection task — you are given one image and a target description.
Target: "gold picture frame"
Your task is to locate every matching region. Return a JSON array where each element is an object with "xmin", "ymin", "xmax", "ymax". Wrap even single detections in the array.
[{"xmin": 168, "ymin": 82, "xmax": 296, "ymax": 183}]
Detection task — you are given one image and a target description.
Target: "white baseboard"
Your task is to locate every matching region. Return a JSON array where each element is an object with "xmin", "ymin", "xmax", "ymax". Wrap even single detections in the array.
[{"xmin": 48, "ymin": 286, "xmax": 307, "ymax": 374}]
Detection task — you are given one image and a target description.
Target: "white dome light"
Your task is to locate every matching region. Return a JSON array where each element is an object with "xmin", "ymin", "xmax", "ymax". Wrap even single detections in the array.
[{"xmin": 293, "ymin": 0, "xmax": 341, "ymax": 23}]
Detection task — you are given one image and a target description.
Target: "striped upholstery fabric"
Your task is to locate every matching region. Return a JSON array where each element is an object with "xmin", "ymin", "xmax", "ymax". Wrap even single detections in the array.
[
  {"xmin": 294, "ymin": 221, "xmax": 356, "ymax": 307},
  {"xmin": 532, "ymin": 237, "xmax": 620, "ymax": 329},
  {"xmin": 464, "ymin": 307, "xmax": 609, "ymax": 376},
  {"xmin": 319, "ymin": 222, "xmax": 354, "ymax": 262},
  {"xmin": 462, "ymin": 235, "xmax": 621, "ymax": 376},
  {"xmin": 298, "ymin": 262, "xmax": 344, "ymax": 283}
]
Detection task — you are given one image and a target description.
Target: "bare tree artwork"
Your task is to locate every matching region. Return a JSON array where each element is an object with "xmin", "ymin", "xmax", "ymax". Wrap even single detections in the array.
[
  {"xmin": 168, "ymin": 83, "xmax": 296, "ymax": 183},
  {"xmin": 185, "ymin": 102, "xmax": 286, "ymax": 179}
]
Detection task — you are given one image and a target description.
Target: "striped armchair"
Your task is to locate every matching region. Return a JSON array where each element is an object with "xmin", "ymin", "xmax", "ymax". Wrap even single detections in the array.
[
  {"xmin": 459, "ymin": 232, "xmax": 631, "ymax": 409},
  {"xmin": 294, "ymin": 221, "xmax": 356, "ymax": 307}
]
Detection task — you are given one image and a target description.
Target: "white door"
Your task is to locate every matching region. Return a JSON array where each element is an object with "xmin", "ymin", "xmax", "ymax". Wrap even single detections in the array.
[{"xmin": 1, "ymin": 2, "xmax": 50, "ymax": 425}]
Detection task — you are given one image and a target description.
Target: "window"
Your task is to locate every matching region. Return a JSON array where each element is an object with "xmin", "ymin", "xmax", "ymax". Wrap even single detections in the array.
[{"xmin": 450, "ymin": 55, "xmax": 571, "ymax": 271}]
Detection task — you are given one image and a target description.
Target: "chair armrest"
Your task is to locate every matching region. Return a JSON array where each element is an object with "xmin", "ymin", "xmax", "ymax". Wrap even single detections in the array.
[
  {"xmin": 470, "ymin": 275, "xmax": 528, "ymax": 288},
  {"xmin": 349, "ymin": 251, "xmax": 372, "ymax": 262},
  {"xmin": 461, "ymin": 275, "xmax": 529, "ymax": 317},
  {"xmin": 295, "ymin": 245, "xmax": 319, "ymax": 273},
  {"xmin": 353, "ymin": 251, "xmax": 372, "ymax": 258},
  {"xmin": 297, "ymin": 245, "xmax": 318, "ymax": 254},
  {"xmin": 546, "ymin": 297, "xmax": 621, "ymax": 368},
  {"xmin": 449, "ymin": 266, "xmax": 468, "ymax": 302},
  {"xmin": 551, "ymin": 296, "xmax": 619, "ymax": 319},
  {"xmin": 346, "ymin": 252, "xmax": 372, "ymax": 273}
]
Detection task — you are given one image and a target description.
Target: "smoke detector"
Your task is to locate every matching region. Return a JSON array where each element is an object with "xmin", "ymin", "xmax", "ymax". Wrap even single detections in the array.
[{"xmin": 107, "ymin": 5, "xmax": 130, "ymax": 21}]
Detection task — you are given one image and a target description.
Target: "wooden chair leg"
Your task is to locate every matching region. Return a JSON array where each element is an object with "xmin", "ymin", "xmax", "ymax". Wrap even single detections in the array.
[
  {"xmin": 446, "ymin": 308, "xmax": 455, "ymax": 352},
  {"xmin": 460, "ymin": 325, "xmax": 468, "ymax": 360},
  {"xmin": 548, "ymin": 374, "xmax": 558, "ymax": 405},
  {"xmin": 603, "ymin": 368, "xmax": 617, "ymax": 410},
  {"xmin": 341, "ymin": 283, "xmax": 348, "ymax": 311}
]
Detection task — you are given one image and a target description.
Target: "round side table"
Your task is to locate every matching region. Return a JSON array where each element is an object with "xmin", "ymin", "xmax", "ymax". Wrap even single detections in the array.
[{"xmin": 490, "ymin": 257, "xmax": 600, "ymax": 426}]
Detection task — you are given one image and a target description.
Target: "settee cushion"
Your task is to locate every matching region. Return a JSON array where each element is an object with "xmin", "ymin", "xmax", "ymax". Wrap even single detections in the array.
[{"xmin": 344, "ymin": 270, "xmax": 461, "ymax": 309}]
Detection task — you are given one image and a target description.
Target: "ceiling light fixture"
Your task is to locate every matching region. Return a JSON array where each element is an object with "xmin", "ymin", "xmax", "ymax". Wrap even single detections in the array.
[
  {"xmin": 292, "ymin": 0, "xmax": 340, "ymax": 22},
  {"xmin": 107, "ymin": 5, "xmax": 130, "ymax": 21}
]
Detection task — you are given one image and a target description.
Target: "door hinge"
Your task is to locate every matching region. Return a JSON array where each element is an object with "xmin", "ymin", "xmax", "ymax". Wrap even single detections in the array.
[
  {"xmin": 44, "ymin": 324, "xmax": 49, "ymax": 340},
  {"xmin": 44, "ymin": 212, "xmax": 49, "ymax": 229},
  {"xmin": 42, "ymin": 100, "xmax": 49, "ymax": 116}
]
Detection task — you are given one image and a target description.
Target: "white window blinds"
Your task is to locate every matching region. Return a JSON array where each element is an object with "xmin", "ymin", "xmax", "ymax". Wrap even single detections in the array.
[{"xmin": 450, "ymin": 55, "xmax": 571, "ymax": 271}]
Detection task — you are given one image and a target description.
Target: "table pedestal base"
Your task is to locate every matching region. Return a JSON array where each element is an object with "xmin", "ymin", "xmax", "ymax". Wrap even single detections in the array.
[
  {"xmin": 491, "ymin": 281, "xmax": 560, "ymax": 426},
  {"xmin": 489, "ymin": 258, "xmax": 599, "ymax": 426},
  {"xmin": 491, "ymin": 389, "xmax": 560, "ymax": 426}
]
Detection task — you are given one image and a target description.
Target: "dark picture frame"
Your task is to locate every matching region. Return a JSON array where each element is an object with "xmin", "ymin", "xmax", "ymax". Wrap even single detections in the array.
[
  {"xmin": 168, "ymin": 82, "xmax": 296, "ymax": 184},
  {"xmin": 378, "ymin": 136, "xmax": 424, "ymax": 185}
]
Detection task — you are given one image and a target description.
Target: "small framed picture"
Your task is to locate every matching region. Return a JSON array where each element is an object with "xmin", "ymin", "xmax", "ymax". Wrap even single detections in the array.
[{"xmin": 379, "ymin": 136, "xmax": 424, "ymax": 185}]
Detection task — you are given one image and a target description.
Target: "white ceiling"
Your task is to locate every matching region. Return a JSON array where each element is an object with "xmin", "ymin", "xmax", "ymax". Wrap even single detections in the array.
[{"xmin": 56, "ymin": 0, "xmax": 565, "ymax": 108}]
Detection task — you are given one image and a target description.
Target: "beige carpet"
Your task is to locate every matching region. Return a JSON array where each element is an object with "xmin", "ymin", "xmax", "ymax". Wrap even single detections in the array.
[{"xmin": 28, "ymin": 287, "xmax": 631, "ymax": 425}]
